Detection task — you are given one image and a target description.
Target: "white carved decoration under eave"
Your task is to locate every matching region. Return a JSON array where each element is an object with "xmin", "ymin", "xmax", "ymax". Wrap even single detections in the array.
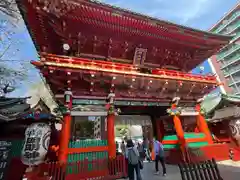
[{"xmin": 229, "ymin": 119, "xmax": 240, "ymax": 142}]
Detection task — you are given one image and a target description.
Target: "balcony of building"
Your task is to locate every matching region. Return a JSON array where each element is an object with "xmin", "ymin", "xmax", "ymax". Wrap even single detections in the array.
[
  {"xmin": 231, "ymin": 85, "xmax": 240, "ymax": 95},
  {"xmin": 228, "ymin": 72, "xmax": 240, "ymax": 86},
  {"xmin": 230, "ymin": 31, "xmax": 240, "ymax": 43},
  {"xmin": 229, "ymin": 79, "xmax": 240, "ymax": 87},
  {"xmin": 217, "ymin": 42, "xmax": 240, "ymax": 61},
  {"xmin": 231, "ymin": 82, "xmax": 240, "ymax": 95},
  {"xmin": 220, "ymin": 52, "xmax": 240, "ymax": 69},
  {"xmin": 217, "ymin": 29, "xmax": 240, "ymax": 56},
  {"xmin": 214, "ymin": 11, "xmax": 240, "ymax": 33},
  {"xmin": 222, "ymin": 20, "xmax": 240, "ymax": 35},
  {"xmin": 224, "ymin": 63, "xmax": 240, "ymax": 77}
]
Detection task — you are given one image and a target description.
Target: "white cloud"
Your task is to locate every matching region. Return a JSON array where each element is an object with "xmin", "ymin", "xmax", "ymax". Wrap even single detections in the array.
[
  {"xmin": 173, "ymin": 0, "xmax": 215, "ymax": 23},
  {"xmin": 152, "ymin": 0, "xmax": 218, "ymax": 23}
]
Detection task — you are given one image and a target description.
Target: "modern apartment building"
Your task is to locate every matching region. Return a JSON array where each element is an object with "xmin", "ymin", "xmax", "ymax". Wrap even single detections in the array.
[{"xmin": 208, "ymin": 3, "xmax": 240, "ymax": 94}]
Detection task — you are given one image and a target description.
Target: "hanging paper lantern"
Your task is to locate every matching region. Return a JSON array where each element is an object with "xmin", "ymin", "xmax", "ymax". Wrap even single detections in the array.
[{"xmin": 21, "ymin": 123, "xmax": 51, "ymax": 166}]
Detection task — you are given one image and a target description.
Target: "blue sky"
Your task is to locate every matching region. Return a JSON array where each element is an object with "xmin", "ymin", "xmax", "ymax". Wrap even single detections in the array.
[{"xmin": 2, "ymin": 0, "xmax": 238, "ymax": 97}]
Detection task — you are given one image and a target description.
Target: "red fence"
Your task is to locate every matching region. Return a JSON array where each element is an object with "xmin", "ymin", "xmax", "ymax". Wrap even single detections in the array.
[{"xmin": 24, "ymin": 156, "xmax": 127, "ymax": 180}]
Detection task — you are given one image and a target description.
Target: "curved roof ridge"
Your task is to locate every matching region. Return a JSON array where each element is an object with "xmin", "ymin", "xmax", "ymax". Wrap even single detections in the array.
[{"xmin": 89, "ymin": 0, "xmax": 232, "ymax": 38}]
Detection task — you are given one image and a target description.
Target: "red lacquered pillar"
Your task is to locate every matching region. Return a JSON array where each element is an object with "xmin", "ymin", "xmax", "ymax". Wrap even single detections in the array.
[
  {"xmin": 107, "ymin": 114, "xmax": 116, "ymax": 158},
  {"xmin": 173, "ymin": 115, "xmax": 185, "ymax": 146},
  {"xmin": 173, "ymin": 115, "xmax": 187, "ymax": 161},
  {"xmin": 195, "ymin": 104, "xmax": 213, "ymax": 144},
  {"xmin": 59, "ymin": 89, "xmax": 73, "ymax": 163}
]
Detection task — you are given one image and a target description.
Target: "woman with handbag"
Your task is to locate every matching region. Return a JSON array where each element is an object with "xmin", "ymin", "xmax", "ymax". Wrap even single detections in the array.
[{"xmin": 126, "ymin": 139, "xmax": 142, "ymax": 180}]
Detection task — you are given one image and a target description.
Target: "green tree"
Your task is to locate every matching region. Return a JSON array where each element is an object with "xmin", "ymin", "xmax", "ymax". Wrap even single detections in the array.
[{"xmin": 116, "ymin": 125, "xmax": 130, "ymax": 137}]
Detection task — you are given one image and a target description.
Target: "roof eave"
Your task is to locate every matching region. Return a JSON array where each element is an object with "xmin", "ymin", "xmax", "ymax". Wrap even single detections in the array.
[{"xmin": 89, "ymin": 0, "xmax": 233, "ymax": 40}]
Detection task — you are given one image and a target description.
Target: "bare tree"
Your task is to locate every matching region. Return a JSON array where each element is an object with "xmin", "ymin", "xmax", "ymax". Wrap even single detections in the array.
[
  {"xmin": 0, "ymin": 2, "xmax": 30, "ymax": 97},
  {"xmin": 0, "ymin": 62, "xmax": 28, "ymax": 95}
]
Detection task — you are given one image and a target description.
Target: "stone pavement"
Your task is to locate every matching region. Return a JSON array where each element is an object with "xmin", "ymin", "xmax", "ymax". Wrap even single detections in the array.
[{"xmin": 120, "ymin": 161, "xmax": 240, "ymax": 180}]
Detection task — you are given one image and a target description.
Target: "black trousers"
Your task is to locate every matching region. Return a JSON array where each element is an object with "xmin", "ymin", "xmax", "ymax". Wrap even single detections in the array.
[
  {"xmin": 155, "ymin": 155, "xmax": 166, "ymax": 174},
  {"xmin": 128, "ymin": 163, "xmax": 142, "ymax": 180}
]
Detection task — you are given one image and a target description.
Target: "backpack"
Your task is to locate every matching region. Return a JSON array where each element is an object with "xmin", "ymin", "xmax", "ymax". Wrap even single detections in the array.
[
  {"xmin": 128, "ymin": 148, "xmax": 139, "ymax": 165},
  {"xmin": 158, "ymin": 142, "xmax": 164, "ymax": 157},
  {"xmin": 154, "ymin": 141, "xmax": 164, "ymax": 157}
]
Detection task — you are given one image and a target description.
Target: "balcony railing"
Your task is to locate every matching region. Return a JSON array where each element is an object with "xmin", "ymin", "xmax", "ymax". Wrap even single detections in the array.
[
  {"xmin": 224, "ymin": 20, "xmax": 240, "ymax": 35},
  {"xmin": 221, "ymin": 53, "xmax": 240, "ymax": 69},
  {"xmin": 217, "ymin": 31, "xmax": 240, "ymax": 55},
  {"xmin": 214, "ymin": 11, "xmax": 240, "ymax": 33},
  {"xmin": 229, "ymin": 79, "xmax": 240, "ymax": 87},
  {"xmin": 227, "ymin": 78, "xmax": 234, "ymax": 85},
  {"xmin": 217, "ymin": 44, "xmax": 240, "ymax": 61},
  {"xmin": 230, "ymin": 32, "xmax": 240, "ymax": 42},
  {"xmin": 224, "ymin": 64, "xmax": 240, "ymax": 77},
  {"xmin": 225, "ymin": 21, "xmax": 240, "ymax": 35}
]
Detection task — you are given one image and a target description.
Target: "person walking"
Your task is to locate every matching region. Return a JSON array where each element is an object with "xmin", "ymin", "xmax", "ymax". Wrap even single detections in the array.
[
  {"xmin": 137, "ymin": 142, "xmax": 145, "ymax": 161},
  {"xmin": 143, "ymin": 137, "xmax": 151, "ymax": 162},
  {"xmin": 120, "ymin": 140, "xmax": 128, "ymax": 179},
  {"xmin": 121, "ymin": 141, "xmax": 126, "ymax": 155},
  {"xmin": 126, "ymin": 139, "xmax": 142, "ymax": 180},
  {"xmin": 153, "ymin": 137, "xmax": 167, "ymax": 176}
]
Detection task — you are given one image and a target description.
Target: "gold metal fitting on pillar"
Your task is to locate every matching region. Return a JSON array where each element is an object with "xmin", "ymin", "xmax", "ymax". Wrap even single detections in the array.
[
  {"xmin": 64, "ymin": 88, "xmax": 72, "ymax": 103},
  {"xmin": 64, "ymin": 88, "xmax": 73, "ymax": 113}
]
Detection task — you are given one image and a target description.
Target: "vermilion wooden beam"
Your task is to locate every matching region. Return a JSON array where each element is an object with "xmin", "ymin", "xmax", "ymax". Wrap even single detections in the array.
[
  {"xmin": 68, "ymin": 146, "xmax": 108, "ymax": 154},
  {"xmin": 33, "ymin": 54, "xmax": 219, "ymax": 85}
]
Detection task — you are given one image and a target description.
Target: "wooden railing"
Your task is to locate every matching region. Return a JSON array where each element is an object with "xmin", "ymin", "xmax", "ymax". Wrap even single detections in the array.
[
  {"xmin": 178, "ymin": 158, "xmax": 223, "ymax": 180},
  {"xmin": 42, "ymin": 54, "xmax": 218, "ymax": 83},
  {"xmin": 24, "ymin": 155, "xmax": 126, "ymax": 180}
]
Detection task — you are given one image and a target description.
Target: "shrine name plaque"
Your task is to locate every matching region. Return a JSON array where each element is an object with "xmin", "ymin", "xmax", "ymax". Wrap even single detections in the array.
[{"xmin": 0, "ymin": 141, "xmax": 12, "ymax": 180}]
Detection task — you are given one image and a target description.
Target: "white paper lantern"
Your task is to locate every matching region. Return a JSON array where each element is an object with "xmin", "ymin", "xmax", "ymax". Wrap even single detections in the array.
[
  {"xmin": 21, "ymin": 123, "xmax": 51, "ymax": 166},
  {"xmin": 63, "ymin": 43, "xmax": 70, "ymax": 51},
  {"xmin": 55, "ymin": 123, "xmax": 62, "ymax": 131}
]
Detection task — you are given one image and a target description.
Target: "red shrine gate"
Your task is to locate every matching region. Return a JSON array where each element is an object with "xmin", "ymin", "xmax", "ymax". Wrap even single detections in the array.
[{"xmin": 16, "ymin": 0, "xmax": 232, "ymax": 179}]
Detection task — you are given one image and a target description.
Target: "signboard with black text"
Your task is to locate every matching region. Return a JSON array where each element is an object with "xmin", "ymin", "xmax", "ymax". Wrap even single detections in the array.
[{"xmin": 0, "ymin": 141, "xmax": 12, "ymax": 180}]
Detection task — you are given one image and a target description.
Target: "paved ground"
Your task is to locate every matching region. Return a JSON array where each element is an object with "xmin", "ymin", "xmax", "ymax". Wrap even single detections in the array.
[{"xmin": 120, "ymin": 161, "xmax": 240, "ymax": 180}]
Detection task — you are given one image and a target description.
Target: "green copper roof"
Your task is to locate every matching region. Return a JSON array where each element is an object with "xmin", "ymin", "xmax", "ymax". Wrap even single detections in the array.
[
  {"xmin": 0, "ymin": 97, "xmax": 31, "ymax": 122},
  {"xmin": 201, "ymin": 93, "xmax": 240, "ymax": 116}
]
